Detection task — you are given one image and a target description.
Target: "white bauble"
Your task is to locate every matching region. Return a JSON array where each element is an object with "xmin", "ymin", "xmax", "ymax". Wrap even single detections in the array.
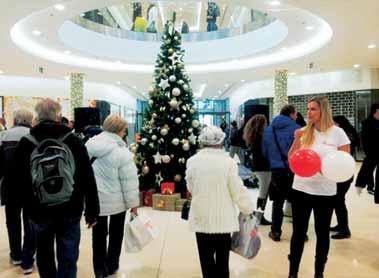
[
  {"xmin": 172, "ymin": 88, "xmax": 181, "ymax": 97},
  {"xmin": 183, "ymin": 84, "xmax": 189, "ymax": 91},
  {"xmin": 162, "ymin": 155, "xmax": 171, "ymax": 163},
  {"xmin": 168, "ymin": 48, "xmax": 174, "ymax": 54},
  {"xmin": 172, "ymin": 138, "xmax": 180, "ymax": 145},
  {"xmin": 148, "ymin": 86, "xmax": 155, "ymax": 94},
  {"xmin": 160, "ymin": 128, "xmax": 168, "ymax": 136},
  {"xmin": 174, "ymin": 117, "xmax": 182, "ymax": 124},
  {"xmin": 169, "ymin": 99, "xmax": 179, "ymax": 109},
  {"xmin": 182, "ymin": 143, "xmax": 190, "ymax": 151},
  {"xmin": 181, "ymin": 114, "xmax": 186, "ymax": 118},
  {"xmin": 148, "ymin": 100, "xmax": 154, "ymax": 106},
  {"xmin": 190, "ymin": 108, "xmax": 196, "ymax": 114},
  {"xmin": 169, "ymin": 75, "xmax": 176, "ymax": 82},
  {"xmin": 192, "ymin": 120, "xmax": 200, "ymax": 128},
  {"xmin": 188, "ymin": 128, "xmax": 193, "ymax": 133},
  {"xmin": 151, "ymin": 135, "xmax": 157, "ymax": 141},
  {"xmin": 149, "ymin": 143, "xmax": 155, "ymax": 148},
  {"xmin": 140, "ymin": 138, "xmax": 148, "ymax": 145},
  {"xmin": 178, "ymin": 80, "xmax": 184, "ymax": 85}
]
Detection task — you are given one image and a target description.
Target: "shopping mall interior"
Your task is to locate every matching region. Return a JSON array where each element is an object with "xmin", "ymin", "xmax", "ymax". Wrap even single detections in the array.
[{"xmin": 0, "ymin": 0, "xmax": 379, "ymax": 277}]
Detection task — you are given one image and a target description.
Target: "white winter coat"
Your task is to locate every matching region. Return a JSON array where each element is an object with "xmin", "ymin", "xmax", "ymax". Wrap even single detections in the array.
[
  {"xmin": 185, "ymin": 148, "xmax": 254, "ymax": 234},
  {"xmin": 86, "ymin": 131, "xmax": 139, "ymax": 216}
]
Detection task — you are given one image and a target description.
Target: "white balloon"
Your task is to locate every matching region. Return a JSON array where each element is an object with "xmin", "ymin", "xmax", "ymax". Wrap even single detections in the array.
[{"xmin": 321, "ymin": 151, "xmax": 355, "ymax": 182}]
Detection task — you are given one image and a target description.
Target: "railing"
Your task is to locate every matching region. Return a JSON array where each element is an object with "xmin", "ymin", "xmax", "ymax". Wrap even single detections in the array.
[{"xmin": 71, "ymin": 16, "xmax": 275, "ymax": 42}]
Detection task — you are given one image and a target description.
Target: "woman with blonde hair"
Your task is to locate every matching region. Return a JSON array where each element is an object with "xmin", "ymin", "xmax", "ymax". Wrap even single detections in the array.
[
  {"xmin": 243, "ymin": 114, "xmax": 271, "ymax": 225},
  {"xmin": 86, "ymin": 114, "xmax": 139, "ymax": 278},
  {"xmin": 287, "ymin": 96, "xmax": 350, "ymax": 278}
]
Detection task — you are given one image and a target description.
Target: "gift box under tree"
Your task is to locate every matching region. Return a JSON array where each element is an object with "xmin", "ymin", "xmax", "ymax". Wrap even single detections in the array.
[{"xmin": 152, "ymin": 193, "xmax": 180, "ymax": 211}]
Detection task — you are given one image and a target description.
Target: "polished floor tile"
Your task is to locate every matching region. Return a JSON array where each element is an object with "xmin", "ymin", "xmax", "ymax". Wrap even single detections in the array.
[{"xmin": 0, "ymin": 182, "xmax": 378, "ymax": 277}]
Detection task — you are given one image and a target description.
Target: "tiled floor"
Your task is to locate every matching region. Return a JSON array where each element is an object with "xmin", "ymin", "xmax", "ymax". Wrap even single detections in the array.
[{"xmin": 0, "ymin": 186, "xmax": 378, "ymax": 277}]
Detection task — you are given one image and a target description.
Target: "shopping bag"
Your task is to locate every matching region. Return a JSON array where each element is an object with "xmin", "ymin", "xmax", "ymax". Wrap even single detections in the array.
[
  {"xmin": 124, "ymin": 212, "xmax": 158, "ymax": 253},
  {"xmin": 231, "ymin": 211, "xmax": 263, "ymax": 259}
]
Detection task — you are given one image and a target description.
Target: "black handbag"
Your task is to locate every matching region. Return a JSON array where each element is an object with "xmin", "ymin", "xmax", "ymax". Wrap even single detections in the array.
[{"xmin": 181, "ymin": 200, "xmax": 191, "ymax": 220}]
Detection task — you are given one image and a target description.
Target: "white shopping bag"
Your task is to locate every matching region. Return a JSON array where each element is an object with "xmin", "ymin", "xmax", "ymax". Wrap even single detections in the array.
[
  {"xmin": 124, "ymin": 212, "xmax": 158, "ymax": 253},
  {"xmin": 231, "ymin": 211, "xmax": 262, "ymax": 259}
]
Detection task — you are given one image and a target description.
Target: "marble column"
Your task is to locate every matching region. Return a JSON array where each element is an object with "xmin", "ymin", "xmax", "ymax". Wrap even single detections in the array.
[
  {"xmin": 273, "ymin": 69, "xmax": 288, "ymax": 115},
  {"xmin": 70, "ymin": 73, "xmax": 84, "ymax": 120}
]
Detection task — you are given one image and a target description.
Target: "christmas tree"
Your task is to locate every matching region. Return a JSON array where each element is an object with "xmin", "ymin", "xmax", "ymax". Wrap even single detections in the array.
[{"xmin": 132, "ymin": 14, "xmax": 200, "ymax": 197}]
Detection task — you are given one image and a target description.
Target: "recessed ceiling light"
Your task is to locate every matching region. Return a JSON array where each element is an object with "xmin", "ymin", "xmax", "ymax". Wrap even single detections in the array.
[
  {"xmin": 32, "ymin": 30, "xmax": 41, "ymax": 36},
  {"xmin": 64, "ymin": 50, "xmax": 71, "ymax": 55},
  {"xmin": 179, "ymin": 8, "xmax": 183, "ymax": 11},
  {"xmin": 281, "ymin": 47, "xmax": 287, "ymax": 51},
  {"xmin": 353, "ymin": 64, "xmax": 360, "ymax": 68},
  {"xmin": 0, "ymin": 70, "xmax": 4, "ymax": 74},
  {"xmin": 305, "ymin": 26, "xmax": 314, "ymax": 31},
  {"xmin": 133, "ymin": 85, "xmax": 137, "ymax": 89},
  {"xmin": 115, "ymin": 60, "xmax": 122, "ymax": 64},
  {"xmin": 368, "ymin": 44, "xmax": 377, "ymax": 49},
  {"xmin": 116, "ymin": 81, "xmax": 121, "ymax": 85},
  {"xmin": 53, "ymin": 4, "xmax": 65, "ymax": 11},
  {"xmin": 224, "ymin": 84, "xmax": 229, "ymax": 87},
  {"xmin": 241, "ymin": 79, "xmax": 245, "ymax": 82},
  {"xmin": 270, "ymin": 1, "xmax": 281, "ymax": 6}
]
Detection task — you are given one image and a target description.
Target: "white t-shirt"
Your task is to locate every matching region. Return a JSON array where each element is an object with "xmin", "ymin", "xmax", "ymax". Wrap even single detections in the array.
[{"xmin": 292, "ymin": 125, "xmax": 350, "ymax": 196}]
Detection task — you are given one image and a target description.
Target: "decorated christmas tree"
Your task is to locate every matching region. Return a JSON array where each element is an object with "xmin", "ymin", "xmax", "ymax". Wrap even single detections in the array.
[{"xmin": 132, "ymin": 14, "xmax": 200, "ymax": 197}]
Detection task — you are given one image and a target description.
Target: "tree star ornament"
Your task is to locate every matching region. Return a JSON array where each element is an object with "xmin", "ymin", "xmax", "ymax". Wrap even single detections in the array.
[
  {"xmin": 153, "ymin": 151, "xmax": 162, "ymax": 164},
  {"xmin": 188, "ymin": 133, "xmax": 197, "ymax": 144},
  {"xmin": 159, "ymin": 78, "xmax": 170, "ymax": 90}
]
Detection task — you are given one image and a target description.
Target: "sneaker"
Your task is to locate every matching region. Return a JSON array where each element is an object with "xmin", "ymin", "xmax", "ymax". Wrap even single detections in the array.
[
  {"xmin": 22, "ymin": 267, "xmax": 33, "ymax": 275},
  {"xmin": 331, "ymin": 231, "xmax": 351, "ymax": 240},
  {"xmin": 367, "ymin": 189, "xmax": 375, "ymax": 195},
  {"xmin": 268, "ymin": 231, "xmax": 281, "ymax": 242},
  {"xmin": 10, "ymin": 259, "xmax": 22, "ymax": 266}
]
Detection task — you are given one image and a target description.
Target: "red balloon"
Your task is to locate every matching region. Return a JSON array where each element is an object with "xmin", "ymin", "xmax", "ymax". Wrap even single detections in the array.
[{"xmin": 289, "ymin": 149, "xmax": 321, "ymax": 177}]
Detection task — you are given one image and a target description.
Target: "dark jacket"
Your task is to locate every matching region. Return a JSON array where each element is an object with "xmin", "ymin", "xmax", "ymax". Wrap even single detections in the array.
[
  {"xmin": 7, "ymin": 121, "xmax": 99, "ymax": 223},
  {"xmin": 262, "ymin": 115, "xmax": 300, "ymax": 169},
  {"xmin": 361, "ymin": 117, "xmax": 379, "ymax": 158},
  {"xmin": 0, "ymin": 125, "xmax": 31, "ymax": 205},
  {"xmin": 250, "ymin": 134, "xmax": 270, "ymax": 171},
  {"xmin": 230, "ymin": 127, "xmax": 245, "ymax": 147}
]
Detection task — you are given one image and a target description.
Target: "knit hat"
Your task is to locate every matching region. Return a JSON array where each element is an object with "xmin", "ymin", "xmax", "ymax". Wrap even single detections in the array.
[{"xmin": 199, "ymin": 125, "xmax": 225, "ymax": 146}]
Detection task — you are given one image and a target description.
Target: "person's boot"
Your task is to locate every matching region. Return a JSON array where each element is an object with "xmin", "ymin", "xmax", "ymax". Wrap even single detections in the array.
[
  {"xmin": 331, "ymin": 229, "xmax": 351, "ymax": 239},
  {"xmin": 257, "ymin": 198, "xmax": 271, "ymax": 225},
  {"xmin": 288, "ymin": 255, "xmax": 299, "ymax": 278},
  {"xmin": 314, "ymin": 259, "xmax": 326, "ymax": 278},
  {"xmin": 268, "ymin": 230, "xmax": 281, "ymax": 242}
]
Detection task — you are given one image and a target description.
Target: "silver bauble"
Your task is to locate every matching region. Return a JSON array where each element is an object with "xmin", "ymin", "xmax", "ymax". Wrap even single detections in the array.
[
  {"xmin": 169, "ymin": 75, "xmax": 176, "ymax": 82},
  {"xmin": 140, "ymin": 138, "xmax": 148, "ymax": 145},
  {"xmin": 181, "ymin": 114, "xmax": 186, "ymax": 118},
  {"xmin": 148, "ymin": 100, "xmax": 154, "ymax": 106},
  {"xmin": 160, "ymin": 128, "xmax": 168, "ymax": 136},
  {"xmin": 178, "ymin": 80, "xmax": 184, "ymax": 85},
  {"xmin": 151, "ymin": 135, "xmax": 157, "ymax": 141},
  {"xmin": 142, "ymin": 165, "xmax": 150, "ymax": 174},
  {"xmin": 172, "ymin": 87, "xmax": 181, "ymax": 96},
  {"xmin": 192, "ymin": 120, "xmax": 200, "ymax": 128},
  {"xmin": 182, "ymin": 143, "xmax": 190, "ymax": 151},
  {"xmin": 174, "ymin": 117, "xmax": 182, "ymax": 124},
  {"xmin": 172, "ymin": 138, "xmax": 180, "ymax": 145},
  {"xmin": 162, "ymin": 155, "xmax": 171, "ymax": 163}
]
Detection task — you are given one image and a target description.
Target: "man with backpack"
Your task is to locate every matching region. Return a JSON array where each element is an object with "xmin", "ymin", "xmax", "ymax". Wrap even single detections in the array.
[
  {"xmin": 0, "ymin": 109, "xmax": 36, "ymax": 275},
  {"xmin": 262, "ymin": 104, "xmax": 300, "ymax": 242},
  {"xmin": 8, "ymin": 99, "xmax": 99, "ymax": 278}
]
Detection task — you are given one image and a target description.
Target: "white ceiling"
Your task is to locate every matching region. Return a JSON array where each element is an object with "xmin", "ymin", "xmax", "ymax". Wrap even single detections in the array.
[{"xmin": 1, "ymin": 0, "xmax": 379, "ymax": 100}]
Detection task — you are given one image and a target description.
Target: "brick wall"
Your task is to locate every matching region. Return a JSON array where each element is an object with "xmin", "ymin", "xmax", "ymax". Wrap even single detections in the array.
[{"xmin": 288, "ymin": 91, "xmax": 356, "ymax": 126}]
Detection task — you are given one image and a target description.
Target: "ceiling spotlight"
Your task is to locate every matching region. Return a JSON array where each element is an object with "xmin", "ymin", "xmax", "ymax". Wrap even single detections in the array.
[
  {"xmin": 64, "ymin": 75, "xmax": 70, "ymax": 80},
  {"xmin": 115, "ymin": 60, "xmax": 122, "ymax": 64},
  {"xmin": 224, "ymin": 84, "xmax": 229, "ymax": 87},
  {"xmin": 353, "ymin": 64, "xmax": 360, "ymax": 68},
  {"xmin": 281, "ymin": 47, "xmax": 287, "ymax": 51},
  {"xmin": 368, "ymin": 44, "xmax": 377, "ymax": 49},
  {"xmin": 305, "ymin": 26, "xmax": 314, "ymax": 31},
  {"xmin": 116, "ymin": 81, "xmax": 121, "ymax": 85},
  {"xmin": 0, "ymin": 70, "xmax": 4, "ymax": 74},
  {"xmin": 270, "ymin": 1, "xmax": 281, "ymax": 6},
  {"xmin": 53, "ymin": 4, "xmax": 65, "ymax": 11},
  {"xmin": 64, "ymin": 50, "xmax": 71, "ymax": 55},
  {"xmin": 32, "ymin": 30, "xmax": 41, "ymax": 36},
  {"xmin": 133, "ymin": 85, "xmax": 137, "ymax": 89},
  {"xmin": 241, "ymin": 79, "xmax": 245, "ymax": 82}
]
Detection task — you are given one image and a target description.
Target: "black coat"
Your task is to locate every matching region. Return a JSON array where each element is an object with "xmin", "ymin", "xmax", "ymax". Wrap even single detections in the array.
[
  {"xmin": 6, "ymin": 121, "xmax": 99, "ymax": 223},
  {"xmin": 361, "ymin": 117, "xmax": 379, "ymax": 158},
  {"xmin": 249, "ymin": 134, "xmax": 270, "ymax": 172}
]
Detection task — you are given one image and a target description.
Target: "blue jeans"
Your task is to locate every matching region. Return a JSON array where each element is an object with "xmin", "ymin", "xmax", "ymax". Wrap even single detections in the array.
[
  {"xmin": 5, "ymin": 205, "xmax": 36, "ymax": 269},
  {"xmin": 34, "ymin": 216, "xmax": 81, "ymax": 278}
]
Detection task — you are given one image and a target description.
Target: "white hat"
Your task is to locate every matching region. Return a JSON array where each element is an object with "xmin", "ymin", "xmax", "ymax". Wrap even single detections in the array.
[{"xmin": 199, "ymin": 125, "xmax": 225, "ymax": 146}]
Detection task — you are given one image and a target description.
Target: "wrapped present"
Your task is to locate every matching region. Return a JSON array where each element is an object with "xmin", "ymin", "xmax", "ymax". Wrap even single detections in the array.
[
  {"xmin": 140, "ymin": 191, "xmax": 154, "ymax": 207},
  {"xmin": 152, "ymin": 193, "xmax": 180, "ymax": 211},
  {"xmin": 175, "ymin": 199, "xmax": 188, "ymax": 211},
  {"xmin": 161, "ymin": 182, "xmax": 175, "ymax": 195}
]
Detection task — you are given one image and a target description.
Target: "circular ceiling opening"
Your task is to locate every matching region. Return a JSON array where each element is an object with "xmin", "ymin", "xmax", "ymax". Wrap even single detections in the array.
[{"xmin": 72, "ymin": 0, "xmax": 276, "ymax": 42}]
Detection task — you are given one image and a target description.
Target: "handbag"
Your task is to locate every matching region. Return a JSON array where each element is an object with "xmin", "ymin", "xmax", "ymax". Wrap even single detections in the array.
[
  {"xmin": 181, "ymin": 200, "xmax": 191, "ymax": 220},
  {"xmin": 124, "ymin": 212, "xmax": 158, "ymax": 253},
  {"xmin": 231, "ymin": 211, "xmax": 263, "ymax": 259}
]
